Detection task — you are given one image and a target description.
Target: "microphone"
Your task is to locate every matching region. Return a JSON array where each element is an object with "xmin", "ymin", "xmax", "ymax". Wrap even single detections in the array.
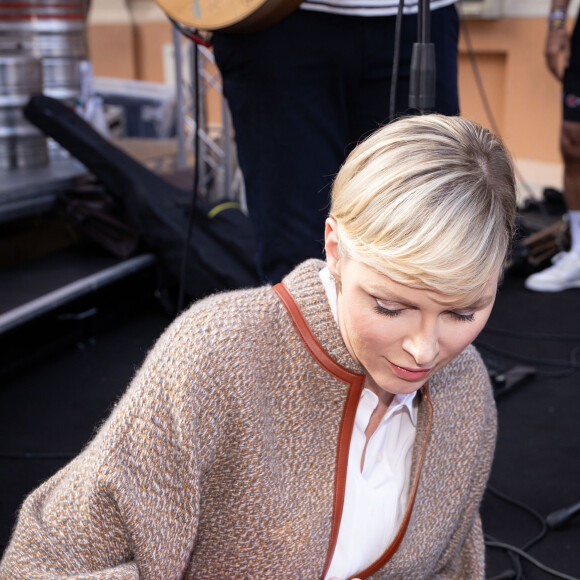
[
  {"xmin": 409, "ymin": 0, "xmax": 436, "ymax": 112},
  {"xmin": 546, "ymin": 501, "xmax": 580, "ymax": 529}
]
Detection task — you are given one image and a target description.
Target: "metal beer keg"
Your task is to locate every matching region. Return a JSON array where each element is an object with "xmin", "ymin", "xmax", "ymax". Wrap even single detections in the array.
[
  {"xmin": 0, "ymin": 0, "xmax": 90, "ymax": 159},
  {"xmin": 0, "ymin": 53, "xmax": 48, "ymax": 170},
  {"xmin": 0, "ymin": 0, "xmax": 88, "ymax": 58}
]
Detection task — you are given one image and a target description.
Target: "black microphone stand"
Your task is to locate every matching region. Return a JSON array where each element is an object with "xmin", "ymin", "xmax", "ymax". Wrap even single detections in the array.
[{"xmin": 409, "ymin": 0, "xmax": 436, "ymax": 113}]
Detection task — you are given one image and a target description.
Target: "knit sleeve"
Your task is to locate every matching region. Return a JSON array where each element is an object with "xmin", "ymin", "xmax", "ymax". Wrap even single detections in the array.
[
  {"xmin": 429, "ymin": 347, "xmax": 498, "ymax": 580},
  {"xmin": 0, "ymin": 309, "xmax": 220, "ymax": 580}
]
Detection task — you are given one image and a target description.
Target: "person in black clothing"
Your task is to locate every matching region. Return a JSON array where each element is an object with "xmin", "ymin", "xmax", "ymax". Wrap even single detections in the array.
[{"xmin": 213, "ymin": 0, "xmax": 460, "ymax": 283}]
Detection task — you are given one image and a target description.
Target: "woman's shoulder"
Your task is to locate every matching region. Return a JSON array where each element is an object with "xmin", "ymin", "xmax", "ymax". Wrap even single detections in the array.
[
  {"xmin": 155, "ymin": 284, "xmax": 279, "ymax": 353},
  {"xmin": 164, "ymin": 259, "xmax": 328, "ymax": 348}
]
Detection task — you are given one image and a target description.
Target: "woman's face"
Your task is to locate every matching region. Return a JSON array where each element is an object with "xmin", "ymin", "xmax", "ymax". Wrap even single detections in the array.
[{"xmin": 325, "ymin": 219, "xmax": 499, "ymax": 403}]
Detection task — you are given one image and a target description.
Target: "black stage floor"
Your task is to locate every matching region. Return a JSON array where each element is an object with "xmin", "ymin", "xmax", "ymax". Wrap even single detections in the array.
[{"xmin": 1, "ymin": 265, "xmax": 579, "ymax": 579}]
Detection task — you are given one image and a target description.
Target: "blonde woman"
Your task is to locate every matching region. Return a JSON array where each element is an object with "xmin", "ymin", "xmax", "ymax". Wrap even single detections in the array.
[{"xmin": 0, "ymin": 115, "xmax": 516, "ymax": 580}]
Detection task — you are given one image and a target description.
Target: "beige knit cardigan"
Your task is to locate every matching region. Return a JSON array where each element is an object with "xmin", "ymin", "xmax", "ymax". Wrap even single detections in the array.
[{"xmin": 0, "ymin": 259, "xmax": 497, "ymax": 580}]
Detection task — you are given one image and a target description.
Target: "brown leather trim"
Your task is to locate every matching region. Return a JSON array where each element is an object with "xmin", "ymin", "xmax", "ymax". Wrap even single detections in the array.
[
  {"xmin": 273, "ymin": 282, "xmax": 362, "ymax": 383},
  {"xmin": 350, "ymin": 385, "xmax": 433, "ymax": 579},
  {"xmin": 273, "ymin": 283, "xmax": 365, "ymax": 579},
  {"xmin": 273, "ymin": 283, "xmax": 433, "ymax": 580}
]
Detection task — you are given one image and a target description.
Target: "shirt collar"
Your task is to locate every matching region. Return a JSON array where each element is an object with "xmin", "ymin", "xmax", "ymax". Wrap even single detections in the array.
[{"xmin": 361, "ymin": 388, "xmax": 418, "ymax": 426}]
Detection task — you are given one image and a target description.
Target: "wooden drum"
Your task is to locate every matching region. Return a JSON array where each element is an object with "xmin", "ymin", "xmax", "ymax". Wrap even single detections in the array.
[{"xmin": 154, "ymin": 0, "xmax": 304, "ymax": 33}]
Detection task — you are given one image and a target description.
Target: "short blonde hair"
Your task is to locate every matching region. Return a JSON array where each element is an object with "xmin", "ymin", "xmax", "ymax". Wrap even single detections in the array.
[{"xmin": 329, "ymin": 114, "xmax": 516, "ymax": 301}]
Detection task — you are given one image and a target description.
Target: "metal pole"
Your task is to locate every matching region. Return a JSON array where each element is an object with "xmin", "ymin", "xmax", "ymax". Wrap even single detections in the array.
[{"xmin": 173, "ymin": 26, "xmax": 187, "ymax": 169}]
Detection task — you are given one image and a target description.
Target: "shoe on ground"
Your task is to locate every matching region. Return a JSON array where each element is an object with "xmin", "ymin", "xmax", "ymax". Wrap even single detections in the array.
[{"xmin": 525, "ymin": 251, "xmax": 580, "ymax": 292}]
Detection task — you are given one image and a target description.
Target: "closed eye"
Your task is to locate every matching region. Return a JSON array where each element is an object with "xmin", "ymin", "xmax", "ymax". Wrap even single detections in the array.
[
  {"xmin": 375, "ymin": 297, "xmax": 477, "ymax": 322},
  {"xmin": 374, "ymin": 301, "xmax": 404, "ymax": 317},
  {"xmin": 448, "ymin": 311, "xmax": 475, "ymax": 323}
]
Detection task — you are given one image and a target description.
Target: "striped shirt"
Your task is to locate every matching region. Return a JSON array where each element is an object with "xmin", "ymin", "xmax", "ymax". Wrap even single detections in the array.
[{"xmin": 300, "ymin": 0, "xmax": 456, "ymax": 16}]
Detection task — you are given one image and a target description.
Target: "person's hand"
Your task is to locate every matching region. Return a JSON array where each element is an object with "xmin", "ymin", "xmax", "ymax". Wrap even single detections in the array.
[{"xmin": 545, "ymin": 26, "xmax": 570, "ymax": 80}]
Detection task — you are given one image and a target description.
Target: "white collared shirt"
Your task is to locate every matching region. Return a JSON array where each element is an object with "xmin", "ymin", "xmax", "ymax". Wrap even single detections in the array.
[{"xmin": 319, "ymin": 267, "xmax": 418, "ymax": 580}]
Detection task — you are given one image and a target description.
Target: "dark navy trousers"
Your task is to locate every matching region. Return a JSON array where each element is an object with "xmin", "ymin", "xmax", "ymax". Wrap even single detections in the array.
[{"xmin": 213, "ymin": 5, "xmax": 459, "ymax": 283}]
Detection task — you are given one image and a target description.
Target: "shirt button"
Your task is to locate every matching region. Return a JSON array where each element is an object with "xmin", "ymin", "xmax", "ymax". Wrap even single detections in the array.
[{"xmin": 377, "ymin": 453, "xmax": 383, "ymax": 462}]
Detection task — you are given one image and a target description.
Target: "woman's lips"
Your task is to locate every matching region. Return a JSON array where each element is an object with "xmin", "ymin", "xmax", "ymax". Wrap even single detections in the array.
[{"xmin": 388, "ymin": 361, "xmax": 432, "ymax": 381}]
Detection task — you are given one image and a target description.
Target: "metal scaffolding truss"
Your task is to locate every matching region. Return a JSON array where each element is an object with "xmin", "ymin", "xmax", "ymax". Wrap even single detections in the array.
[{"xmin": 172, "ymin": 29, "xmax": 245, "ymax": 207}]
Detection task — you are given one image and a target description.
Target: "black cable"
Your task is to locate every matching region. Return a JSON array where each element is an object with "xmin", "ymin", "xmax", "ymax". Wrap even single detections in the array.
[
  {"xmin": 484, "ymin": 534, "xmax": 522, "ymax": 580},
  {"xmin": 476, "ymin": 338, "xmax": 578, "ymax": 368},
  {"xmin": 486, "ymin": 539, "xmax": 580, "ymax": 580},
  {"xmin": 177, "ymin": 38, "xmax": 201, "ymax": 313},
  {"xmin": 475, "ymin": 339, "xmax": 580, "ymax": 378},
  {"xmin": 478, "ymin": 325, "xmax": 580, "ymax": 381},
  {"xmin": 486, "ymin": 485, "xmax": 546, "ymax": 580},
  {"xmin": 483, "ymin": 325, "xmax": 580, "ymax": 343},
  {"xmin": 487, "ymin": 486, "xmax": 548, "ymax": 551},
  {"xmin": 485, "ymin": 487, "xmax": 580, "ymax": 579},
  {"xmin": 389, "ymin": 0, "xmax": 406, "ymax": 121}
]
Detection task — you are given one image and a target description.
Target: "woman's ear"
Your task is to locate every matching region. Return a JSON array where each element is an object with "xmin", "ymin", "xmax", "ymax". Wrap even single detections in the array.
[{"xmin": 324, "ymin": 217, "xmax": 341, "ymax": 277}]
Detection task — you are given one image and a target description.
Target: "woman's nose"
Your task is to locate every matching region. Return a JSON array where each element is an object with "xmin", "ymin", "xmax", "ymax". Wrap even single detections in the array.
[{"xmin": 401, "ymin": 322, "xmax": 440, "ymax": 367}]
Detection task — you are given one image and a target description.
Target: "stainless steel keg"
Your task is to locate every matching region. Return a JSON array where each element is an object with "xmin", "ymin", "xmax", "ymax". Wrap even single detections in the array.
[
  {"xmin": 0, "ymin": 0, "xmax": 88, "ymax": 56},
  {"xmin": 0, "ymin": 1, "xmax": 89, "ymax": 100},
  {"xmin": 0, "ymin": 1, "xmax": 90, "ymax": 161},
  {"xmin": 0, "ymin": 53, "xmax": 48, "ymax": 170}
]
